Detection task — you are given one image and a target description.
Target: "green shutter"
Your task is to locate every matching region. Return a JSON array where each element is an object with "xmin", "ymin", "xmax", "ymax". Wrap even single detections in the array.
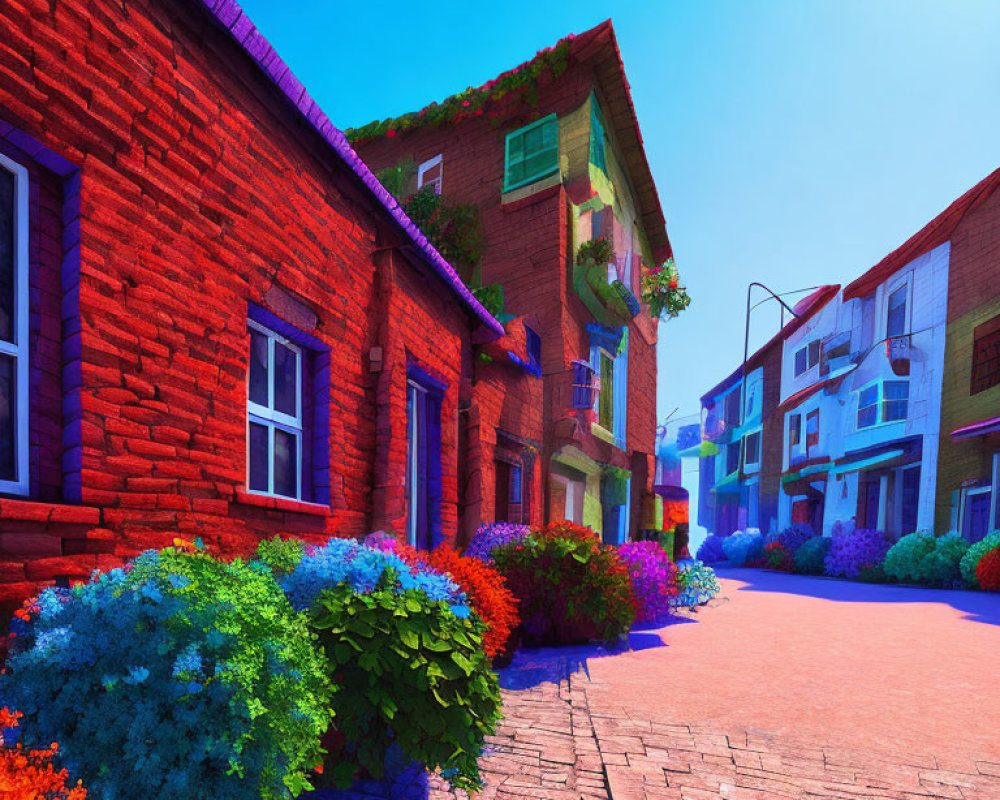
[
  {"xmin": 589, "ymin": 96, "xmax": 607, "ymax": 171},
  {"xmin": 504, "ymin": 114, "xmax": 559, "ymax": 191}
]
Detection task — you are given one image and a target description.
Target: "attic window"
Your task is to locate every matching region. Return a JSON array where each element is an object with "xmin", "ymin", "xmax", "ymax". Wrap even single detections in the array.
[
  {"xmin": 417, "ymin": 154, "xmax": 443, "ymax": 195},
  {"xmin": 504, "ymin": 115, "xmax": 558, "ymax": 191}
]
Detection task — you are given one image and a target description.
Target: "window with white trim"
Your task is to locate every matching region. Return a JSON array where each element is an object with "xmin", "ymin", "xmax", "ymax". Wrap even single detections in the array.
[
  {"xmin": 0, "ymin": 153, "xmax": 29, "ymax": 496},
  {"xmin": 794, "ymin": 340, "xmax": 820, "ymax": 377},
  {"xmin": 417, "ymin": 154, "xmax": 442, "ymax": 195},
  {"xmin": 857, "ymin": 385, "xmax": 879, "ymax": 429},
  {"xmin": 886, "ymin": 284, "xmax": 907, "ymax": 339},
  {"xmin": 247, "ymin": 320, "xmax": 303, "ymax": 500}
]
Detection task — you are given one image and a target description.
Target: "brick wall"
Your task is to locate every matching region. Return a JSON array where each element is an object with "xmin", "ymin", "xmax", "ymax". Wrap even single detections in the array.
[{"xmin": 0, "ymin": 0, "xmax": 480, "ymax": 607}]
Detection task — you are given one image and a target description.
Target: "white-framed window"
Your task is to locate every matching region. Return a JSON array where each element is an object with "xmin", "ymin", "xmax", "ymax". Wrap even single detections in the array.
[
  {"xmin": 886, "ymin": 278, "xmax": 910, "ymax": 339},
  {"xmin": 0, "ymin": 152, "xmax": 29, "ymax": 496},
  {"xmin": 417, "ymin": 154, "xmax": 442, "ymax": 195},
  {"xmin": 247, "ymin": 320, "xmax": 303, "ymax": 500},
  {"xmin": 857, "ymin": 381, "xmax": 908, "ymax": 429}
]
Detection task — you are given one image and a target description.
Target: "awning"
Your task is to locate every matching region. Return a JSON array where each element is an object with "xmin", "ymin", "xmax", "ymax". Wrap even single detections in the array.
[
  {"xmin": 952, "ymin": 416, "xmax": 1000, "ymax": 441},
  {"xmin": 777, "ymin": 366, "xmax": 855, "ymax": 414},
  {"xmin": 829, "ymin": 448, "xmax": 905, "ymax": 476},
  {"xmin": 711, "ymin": 472, "xmax": 741, "ymax": 495}
]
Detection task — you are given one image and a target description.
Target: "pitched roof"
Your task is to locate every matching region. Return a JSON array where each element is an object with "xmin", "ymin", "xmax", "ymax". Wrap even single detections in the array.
[
  {"xmin": 347, "ymin": 21, "xmax": 672, "ymax": 264},
  {"xmin": 192, "ymin": 0, "xmax": 504, "ymax": 339},
  {"xmin": 843, "ymin": 167, "xmax": 1000, "ymax": 301}
]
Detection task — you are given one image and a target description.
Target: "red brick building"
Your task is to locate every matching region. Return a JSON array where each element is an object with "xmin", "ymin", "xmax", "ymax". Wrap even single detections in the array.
[
  {"xmin": 0, "ymin": 0, "xmax": 506, "ymax": 608},
  {"xmin": 352, "ymin": 21, "xmax": 675, "ymax": 542}
]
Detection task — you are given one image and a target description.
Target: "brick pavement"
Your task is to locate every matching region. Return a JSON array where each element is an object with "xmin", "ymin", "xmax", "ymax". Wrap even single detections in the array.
[{"xmin": 431, "ymin": 573, "xmax": 1000, "ymax": 800}]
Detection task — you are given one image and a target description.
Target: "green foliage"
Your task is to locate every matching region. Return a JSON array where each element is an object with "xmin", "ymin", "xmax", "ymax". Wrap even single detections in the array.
[
  {"xmin": 308, "ymin": 580, "xmax": 501, "ymax": 793},
  {"xmin": 252, "ymin": 535, "xmax": 306, "ymax": 579},
  {"xmin": 402, "ymin": 189, "xmax": 483, "ymax": 275},
  {"xmin": 920, "ymin": 532, "xmax": 969, "ymax": 586},
  {"xmin": 375, "ymin": 160, "xmax": 416, "ymax": 199},
  {"xmin": 472, "ymin": 284, "xmax": 504, "ymax": 319},
  {"xmin": 345, "ymin": 40, "xmax": 571, "ymax": 142},
  {"xmin": 3, "ymin": 548, "xmax": 334, "ymax": 800},
  {"xmin": 642, "ymin": 259, "xmax": 691, "ymax": 320},
  {"xmin": 793, "ymin": 535, "xmax": 832, "ymax": 575},
  {"xmin": 576, "ymin": 236, "xmax": 615, "ymax": 266},
  {"xmin": 960, "ymin": 531, "xmax": 1000, "ymax": 587},
  {"xmin": 883, "ymin": 531, "xmax": 936, "ymax": 583}
]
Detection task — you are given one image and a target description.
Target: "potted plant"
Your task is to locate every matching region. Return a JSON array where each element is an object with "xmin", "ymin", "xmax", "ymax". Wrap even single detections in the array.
[{"xmin": 641, "ymin": 259, "xmax": 691, "ymax": 320}]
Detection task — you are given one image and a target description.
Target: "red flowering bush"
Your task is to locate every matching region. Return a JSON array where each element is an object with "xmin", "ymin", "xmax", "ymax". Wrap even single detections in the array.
[
  {"xmin": 976, "ymin": 546, "xmax": 1000, "ymax": 592},
  {"xmin": 422, "ymin": 545, "xmax": 520, "ymax": 660},
  {"xmin": 0, "ymin": 708, "xmax": 87, "ymax": 799},
  {"xmin": 491, "ymin": 523, "xmax": 636, "ymax": 646},
  {"xmin": 764, "ymin": 542, "xmax": 794, "ymax": 571}
]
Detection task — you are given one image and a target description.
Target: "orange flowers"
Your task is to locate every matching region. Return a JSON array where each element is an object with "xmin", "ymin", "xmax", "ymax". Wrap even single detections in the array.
[{"xmin": 0, "ymin": 707, "xmax": 87, "ymax": 799}]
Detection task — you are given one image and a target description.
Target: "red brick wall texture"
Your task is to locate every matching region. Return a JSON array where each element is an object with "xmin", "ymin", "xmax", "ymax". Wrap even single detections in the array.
[{"xmin": 0, "ymin": 0, "xmax": 492, "ymax": 607}]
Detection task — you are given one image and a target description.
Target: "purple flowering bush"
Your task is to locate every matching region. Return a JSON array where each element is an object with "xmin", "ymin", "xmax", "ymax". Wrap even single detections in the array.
[
  {"xmin": 777, "ymin": 524, "xmax": 816, "ymax": 555},
  {"xmin": 696, "ymin": 534, "xmax": 727, "ymax": 564},
  {"xmin": 618, "ymin": 541, "xmax": 678, "ymax": 623},
  {"xmin": 464, "ymin": 522, "xmax": 531, "ymax": 562},
  {"xmin": 824, "ymin": 528, "xmax": 891, "ymax": 578}
]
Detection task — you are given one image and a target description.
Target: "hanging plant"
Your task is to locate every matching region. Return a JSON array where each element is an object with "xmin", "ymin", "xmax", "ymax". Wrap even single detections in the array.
[
  {"xmin": 641, "ymin": 259, "xmax": 691, "ymax": 319},
  {"xmin": 576, "ymin": 236, "xmax": 615, "ymax": 266},
  {"xmin": 401, "ymin": 188, "xmax": 483, "ymax": 278}
]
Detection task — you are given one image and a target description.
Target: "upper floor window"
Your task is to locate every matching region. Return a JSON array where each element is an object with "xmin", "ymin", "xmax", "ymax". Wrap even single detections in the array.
[
  {"xmin": 724, "ymin": 389, "xmax": 740, "ymax": 427},
  {"xmin": 417, "ymin": 154, "xmax": 442, "ymax": 195},
  {"xmin": 0, "ymin": 153, "xmax": 28, "ymax": 496},
  {"xmin": 726, "ymin": 441, "xmax": 740, "ymax": 475},
  {"xmin": 806, "ymin": 409, "xmax": 820, "ymax": 453},
  {"xmin": 886, "ymin": 284, "xmax": 907, "ymax": 339},
  {"xmin": 589, "ymin": 96, "xmax": 607, "ymax": 172},
  {"xmin": 856, "ymin": 381, "xmax": 908, "ymax": 429},
  {"xmin": 524, "ymin": 323, "xmax": 541, "ymax": 375},
  {"xmin": 744, "ymin": 430, "xmax": 761, "ymax": 467},
  {"xmin": 504, "ymin": 114, "xmax": 558, "ymax": 191},
  {"xmin": 248, "ymin": 320, "xmax": 303, "ymax": 499},
  {"xmin": 597, "ymin": 348, "xmax": 614, "ymax": 431},
  {"xmin": 971, "ymin": 314, "xmax": 1000, "ymax": 395},
  {"xmin": 793, "ymin": 340, "xmax": 820, "ymax": 377},
  {"xmin": 788, "ymin": 413, "xmax": 802, "ymax": 461}
]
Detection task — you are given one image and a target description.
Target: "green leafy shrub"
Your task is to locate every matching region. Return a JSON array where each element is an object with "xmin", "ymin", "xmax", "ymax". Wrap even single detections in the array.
[
  {"xmin": 308, "ymin": 580, "xmax": 501, "ymax": 793},
  {"xmin": 401, "ymin": 189, "xmax": 482, "ymax": 274},
  {"xmin": 471, "ymin": 284, "xmax": 504, "ymax": 319},
  {"xmin": 794, "ymin": 536, "xmax": 832, "ymax": 575},
  {"xmin": 960, "ymin": 531, "xmax": 1000, "ymax": 587},
  {"xmin": 1, "ymin": 548, "xmax": 334, "ymax": 800},
  {"xmin": 883, "ymin": 532, "xmax": 936, "ymax": 583},
  {"xmin": 576, "ymin": 236, "xmax": 615, "ymax": 265},
  {"xmin": 920, "ymin": 532, "xmax": 969, "ymax": 586},
  {"xmin": 252, "ymin": 535, "xmax": 306, "ymax": 578},
  {"xmin": 491, "ymin": 522, "xmax": 636, "ymax": 646}
]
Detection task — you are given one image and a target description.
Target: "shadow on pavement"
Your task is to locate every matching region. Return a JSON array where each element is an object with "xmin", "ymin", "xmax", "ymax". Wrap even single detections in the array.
[
  {"xmin": 716, "ymin": 566, "xmax": 1000, "ymax": 627},
  {"xmin": 497, "ymin": 613, "xmax": 696, "ymax": 690}
]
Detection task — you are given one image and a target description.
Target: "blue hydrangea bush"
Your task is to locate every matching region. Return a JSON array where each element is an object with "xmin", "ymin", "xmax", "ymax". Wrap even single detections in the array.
[
  {"xmin": 695, "ymin": 534, "xmax": 727, "ymax": 564},
  {"xmin": 721, "ymin": 530, "xmax": 765, "ymax": 566},
  {"xmin": 669, "ymin": 559, "xmax": 722, "ymax": 607},
  {"xmin": 793, "ymin": 536, "xmax": 832, "ymax": 574},
  {"xmin": 265, "ymin": 538, "xmax": 500, "ymax": 794},
  {"xmin": 0, "ymin": 548, "xmax": 334, "ymax": 800}
]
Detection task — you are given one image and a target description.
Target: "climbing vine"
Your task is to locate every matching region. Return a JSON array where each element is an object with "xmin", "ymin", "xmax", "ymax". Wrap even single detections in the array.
[{"xmin": 346, "ymin": 40, "xmax": 572, "ymax": 143}]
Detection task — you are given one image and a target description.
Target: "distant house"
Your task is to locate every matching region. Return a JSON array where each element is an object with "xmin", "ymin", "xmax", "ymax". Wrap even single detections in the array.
[
  {"xmin": 0, "ymin": 0, "xmax": 503, "ymax": 608},
  {"xmin": 351, "ymin": 21, "xmax": 680, "ymax": 543}
]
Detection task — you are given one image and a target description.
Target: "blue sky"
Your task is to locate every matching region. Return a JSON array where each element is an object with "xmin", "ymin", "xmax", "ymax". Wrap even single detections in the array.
[{"xmin": 238, "ymin": 0, "xmax": 1000, "ymax": 538}]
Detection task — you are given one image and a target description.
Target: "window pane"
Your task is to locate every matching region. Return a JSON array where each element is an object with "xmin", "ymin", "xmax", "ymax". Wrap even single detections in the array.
[
  {"xmin": 273, "ymin": 428, "xmax": 298, "ymax": 498},
  {"xmin": 249, "ymin": 329, "xmax": 268, "ymax": 407},
  {"xmin": 883, "ymin": 399, "xmax": 907, "ymax": 422},
  {"xmin": 860, "ymin": 386, "xmax": 878, "ymax": 407},
  {"xmin": 794, "ymin": 348, "xmax": 807, "ymax": 375},
  {"xmin": 248, "ymin": 421, "xmax": 268, "ymax": 492},
  {"xmin": 541, "ymin": 119, "xmax": 558, "ymax": 146},
  {"xmin": 274, "ymin": 341, "xmax": 298, "ymax": 417},
  {"xmin": 0, "ymin": 167, "xmax": 14, "ymax": 344},
  {"xmin": 858, "ymin": 406, "xmax": 877, "ymax": 428},
  {"xmin": 509, "ymin": 465, "xmax": 523, "ymax": 504},
  {"xmin": 599, "ymin": 353, "xmax": 613, "ymax": 428},
  {"xmin": 808, "ymin": 340, "xmax": 820, "ymax": 368},
  {"xmin": 0, "ymin": 354, "xmax": 14, "ymax": 481},
  {"xmin": 789, "ymin": 415, "xmax": 801, "ymax": 445},
  {"xmin": 883, "ymin": 381, "xmax": 908, "ymax": 400},
  {"xmin": 887, "ymin": 287, "xmax": 906, "ymax": 338}
]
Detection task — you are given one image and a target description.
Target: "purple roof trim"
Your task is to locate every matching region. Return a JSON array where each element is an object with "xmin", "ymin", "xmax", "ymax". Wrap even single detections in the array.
[
  {"xmin": 951, "ymin": 416, "xmax": 1000, "ymax": 441},
  {"xmin": 191, "ymin": 0, "xmax": 504, "ymax": 339}
]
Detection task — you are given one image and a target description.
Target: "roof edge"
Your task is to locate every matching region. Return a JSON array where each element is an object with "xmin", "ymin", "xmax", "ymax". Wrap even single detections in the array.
[{"xmin": 193, "ymin": 0, "xmax": 505, "ymax": 339}]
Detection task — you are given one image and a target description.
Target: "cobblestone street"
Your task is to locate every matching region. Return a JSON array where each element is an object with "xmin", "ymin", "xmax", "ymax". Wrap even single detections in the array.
[{"xmin": 433, "ymin": 571, "xmax": 1000, "ymax": 800}]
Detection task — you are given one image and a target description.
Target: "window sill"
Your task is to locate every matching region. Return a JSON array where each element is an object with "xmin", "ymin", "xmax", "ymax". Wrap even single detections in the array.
[
  {"xmin": 233, "ymin": 489, "xmax": 331, "ymax": 517},
  {"xmin": 591, "ymin": 423, "xmax": 617, "ymax": 446},
  {"xmin": 500, "ymin": 173, "xmax": 562, "ymax": 207},
  {"xmin": 0, "ymin": 499, "xmax": 101, "ymax": 525}
]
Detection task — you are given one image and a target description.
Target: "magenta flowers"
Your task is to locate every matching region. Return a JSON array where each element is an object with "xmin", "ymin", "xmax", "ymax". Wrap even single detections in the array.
[{"xmin": 617, "ymin": 541, "xmax": 679, "ymax": 624}]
